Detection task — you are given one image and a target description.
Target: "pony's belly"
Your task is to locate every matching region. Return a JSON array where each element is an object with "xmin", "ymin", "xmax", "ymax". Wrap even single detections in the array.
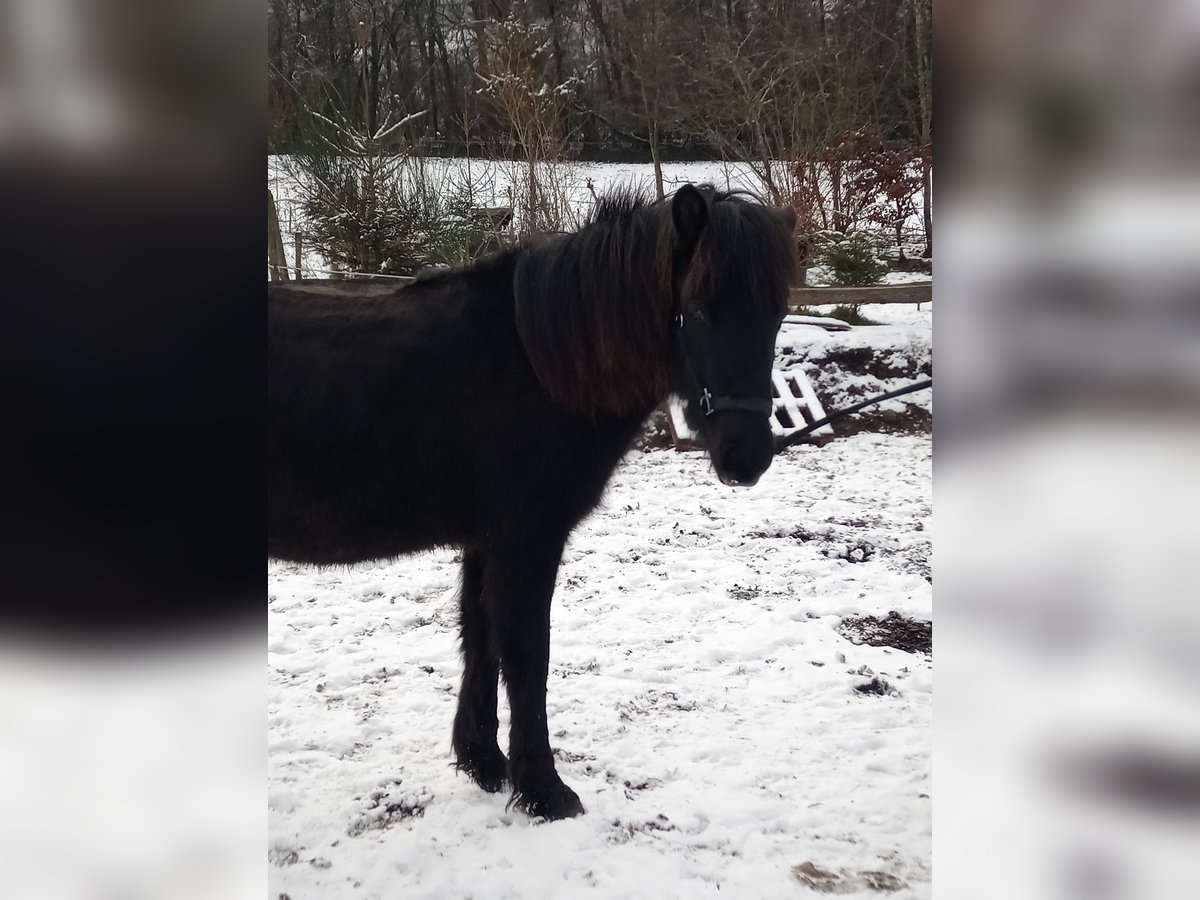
[
  {"xmin": 267, "ymin": 475, "xmax": 471, "ymax": 566},
  {"xmin": 266, "ymin": 515, "xmax": 462, "ymax": 566}
]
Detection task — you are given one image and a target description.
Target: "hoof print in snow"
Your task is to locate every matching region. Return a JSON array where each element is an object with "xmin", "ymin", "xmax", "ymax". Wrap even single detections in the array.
[
  {"xmin": 791, "ymin": 862, "xmax": 843, "ymax": 892},
  {"xmin": 268, "ymin": 846, "xmax": 301, "ymax": 867},
  {"xmin": 726, "ymin": 584, "xmax": 761, "ymax": 601},
  {"xmin": 608, "ymin": 814, "xmax": 676, "ymax": 844},
  {"xmin": 347, "ymin": 783, "xmax": 430, "ymax": 836},
  {"xmin": 861, "ymin": 871, "xmax": 907, "ymax": 891},
  {"xmin": 824, "ymin": 540, "xmax": 877, "ymax": 563},
  {"xmin": 617, "ymin": 690, "xmax": 698, "ymax": 720},
  {"xmin": 838, "ymin": 611, "xmax": 932, "ymax": 655},
  {"xmin": 791, "ymin": 861, "xmax": 908, "ymax": 893},
  {"xmin": 854, "ymin": 676, "xmax": 895, "ymax": 696},
  {"xmin": 552, "ymin": 747, "xmax": 594, "ymax": 764},
  {"xmin": 622, "ymin": 777, "xmax": 663, "ymax": 799},
  {"xmin": 745, "ymin": 527, "xmax": 818, "ymax": 542}
]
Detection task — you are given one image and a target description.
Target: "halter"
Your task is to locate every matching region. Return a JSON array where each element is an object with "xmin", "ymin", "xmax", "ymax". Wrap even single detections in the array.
[{"xmin": 673, "ymin": 311, "xmax": 775, "ymax": 418}]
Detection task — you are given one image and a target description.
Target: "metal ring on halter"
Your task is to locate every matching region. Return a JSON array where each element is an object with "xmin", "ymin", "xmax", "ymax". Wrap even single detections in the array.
[{"xmin": 675, "ymin": 311, "xmax": 774, "ymax": 418}]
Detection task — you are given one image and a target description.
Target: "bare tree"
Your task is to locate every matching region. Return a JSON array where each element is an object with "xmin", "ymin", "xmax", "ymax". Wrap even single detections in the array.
[
  {"xmin": 268, "ymin": 0, "xmax": 934, "ymax": 253},
  {"xmin": 475, "ymin": 7, "xmax": 582, "ymax": 233}
]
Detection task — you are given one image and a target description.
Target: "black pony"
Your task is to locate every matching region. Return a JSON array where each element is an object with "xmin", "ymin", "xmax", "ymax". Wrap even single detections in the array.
[{"xmin": 268, "ymin": 184, "xmax": 799, "ymax": 820}]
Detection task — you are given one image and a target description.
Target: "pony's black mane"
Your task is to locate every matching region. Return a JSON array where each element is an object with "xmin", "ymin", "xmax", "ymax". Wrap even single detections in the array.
[
  {"xmin": 415, "ymin": 184, "xmax": 798, "ymax": 417},
  {"xmin": 586, "ymin": 184, "xmax": 656, "ymax": 223}
]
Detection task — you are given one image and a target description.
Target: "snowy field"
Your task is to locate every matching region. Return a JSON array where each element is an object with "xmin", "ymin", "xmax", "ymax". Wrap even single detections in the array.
[
  {"xmin": 268, "ymin": 433, "xmax": 932, "ymax": 897},
  {"xmin": 268, "ymin": 156, "xmax": 786, "ymax": 278},
  {"xmin": 267, "ymin": 155, "xmax": 929, "ymax": 280},
  {"xmin": 268, "ymin": 155, "xmax": 818, "ymax": 225}
]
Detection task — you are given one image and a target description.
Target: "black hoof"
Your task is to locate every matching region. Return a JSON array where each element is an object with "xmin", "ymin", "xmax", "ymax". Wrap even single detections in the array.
[
  {"xmin": 511, "ymin": 781, "xmax": 585, "ymax": 821},
  {"xmin": 455, "ymin": 743, "xmax": 509, "ymax": 794}
]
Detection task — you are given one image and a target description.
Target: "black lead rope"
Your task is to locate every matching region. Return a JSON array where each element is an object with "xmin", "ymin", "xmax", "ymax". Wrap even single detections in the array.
[{"xmin": 774, "ymin": 378, "xmax": 933, "ymax": 451}]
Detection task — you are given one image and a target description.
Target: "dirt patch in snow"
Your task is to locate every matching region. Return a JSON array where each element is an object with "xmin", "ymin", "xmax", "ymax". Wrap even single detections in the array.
[
  {"xmin": 791, "ymin": 860, "xmax": 908, "ymax": 893},
  {"xmin": 838, "ymin": 611, "xmax": 932, "ymax": 656},
  {"xmin": 777, "ymin": 326, "xmax": 932, "ymax": 437},
  {"xmin": 854, "ymin": 676, "xmax": 897, "ymax": 696},
  {"xmin": 791, "ymin": 344, "xmax": 932, "ymax": 436}
]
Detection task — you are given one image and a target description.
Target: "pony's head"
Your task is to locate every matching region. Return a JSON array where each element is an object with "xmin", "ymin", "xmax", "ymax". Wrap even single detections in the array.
[
  {"xmin": 667, "ymin": 186, "xmax": 798, "ymax": 486},
  {"xmin": 513, "ymin": 183, "xmax": 799, "ymax": 486}
]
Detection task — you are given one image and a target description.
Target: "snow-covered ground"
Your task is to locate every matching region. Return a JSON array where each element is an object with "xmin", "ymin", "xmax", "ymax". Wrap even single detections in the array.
[
  {"xmin": 268, "ymin": 421, "xmax": 932, "ymax": 897},
  {"xmin": 853, "ymin": 301, "xmax": 932, "ymax": 329},
  {"xmin": 777, "ymin": 316, "xmax": 932, "ymax": 433}
]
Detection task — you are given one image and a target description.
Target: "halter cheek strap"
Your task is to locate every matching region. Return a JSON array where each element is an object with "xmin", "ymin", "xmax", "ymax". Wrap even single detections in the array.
[
  {"xmin": 698, "ymin": 390, "xmax": 775, "ymax": 416},
  {"xmin": 675, "ymin": 312, "xmax": 775, "ymax": 418}
]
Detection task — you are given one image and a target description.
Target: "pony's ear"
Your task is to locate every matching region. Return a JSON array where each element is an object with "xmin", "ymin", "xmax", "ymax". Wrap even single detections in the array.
[
  {"xmin": 671, "ymin": 184, "xmax": 709, "ymax": 252},
  {"xmin": 780, "ymin": 206, "xmax": 798, "ymax": 233}
]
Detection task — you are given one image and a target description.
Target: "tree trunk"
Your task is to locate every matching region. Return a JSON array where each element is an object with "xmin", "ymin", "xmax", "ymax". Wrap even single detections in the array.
[
  {"xmin": 650, "ymin": 122, "xmax": 665, "ymax": 200},
  {"xmin": 426, "ymin": 0, "xmax": 439, "ymax": 137},
  {"xmin": 546, "ymin": 0, "xmax": 567, "ymax": 91},
  {"xmin": 921, "ymin": 157, "xmax": 932, "ymax": 258}
]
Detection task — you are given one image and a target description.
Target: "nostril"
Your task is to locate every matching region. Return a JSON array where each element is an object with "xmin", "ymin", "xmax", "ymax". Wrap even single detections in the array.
[{"xmin": 723, "ymin": 438, "xmax": 773, "ymax": 482}]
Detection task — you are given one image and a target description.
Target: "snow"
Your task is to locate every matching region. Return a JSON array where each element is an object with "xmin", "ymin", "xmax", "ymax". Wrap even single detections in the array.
[
  {"xmin": 267, "ymin": 155, "xmax": 929, "ymax": 280},
  {"xmin": 270, "ymin": 155, "xmax": 775, "ymax": 218},
  {"xmin": 855, "ymin": 303, "xmax": 932, "ymax": 329},
  {"xmin": 777, "ymin": 318, "xmax": 933, "ymax": 424},
  {"xmin": 269, "ymin": 155, "xmax": 928, "ymax": 228},
  {"xmin": 268, "ymin": 428, "xmax": 932, "ymax": 898}
]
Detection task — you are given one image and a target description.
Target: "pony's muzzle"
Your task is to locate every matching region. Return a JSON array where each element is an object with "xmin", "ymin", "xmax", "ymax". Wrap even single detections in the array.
[{"xmin": 712, "ymin": 419, "xmax": 775, "ymax": 487}]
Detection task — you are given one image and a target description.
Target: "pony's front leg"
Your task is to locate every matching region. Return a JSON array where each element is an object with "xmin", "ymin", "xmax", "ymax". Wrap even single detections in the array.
[
  {"xmin": 489, "ymin": 535, "xmax": 584, "ymax": 820},
  {"xmin": 452, "ymin": 548, "xmax": 508, "ymax": 793}
]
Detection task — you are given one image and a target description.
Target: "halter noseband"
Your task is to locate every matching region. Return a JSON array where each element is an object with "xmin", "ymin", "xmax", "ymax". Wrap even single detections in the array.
[{"xmin": 674, "ymin": 311, "xmax": 775, "ymax": 418}]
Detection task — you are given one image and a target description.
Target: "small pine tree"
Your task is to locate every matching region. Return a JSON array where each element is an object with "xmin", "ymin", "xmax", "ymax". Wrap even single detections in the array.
[
  {"xmin": 823, "ymin": 232, "xmax": 889, "ymax": 287},
  {"xmin": 286, "ymin": 99, "xmax": 501, "ymax": 277}
]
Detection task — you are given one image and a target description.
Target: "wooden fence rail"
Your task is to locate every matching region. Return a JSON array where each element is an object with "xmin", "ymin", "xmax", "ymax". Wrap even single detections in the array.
[
  {"xmin": 790, "ymin": 283, "xmax": 931, "ymax": 309},
  {"xmin": 278, "ymin": 273, "xmax": 934, "ymax": 310}
]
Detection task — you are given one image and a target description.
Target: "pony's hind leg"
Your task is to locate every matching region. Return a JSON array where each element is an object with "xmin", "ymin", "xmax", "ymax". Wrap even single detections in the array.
[
  {"xmin": 452, "ymin": 548, "xmax": 508, "ymax": 793},
  {"xmin": 489, "ymin": 535, "xmax": 585, "ymax": 821}
]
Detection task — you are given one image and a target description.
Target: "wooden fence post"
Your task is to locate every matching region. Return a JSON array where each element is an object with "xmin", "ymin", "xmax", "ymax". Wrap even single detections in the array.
[{"xmin": 268, "ymin": 189, "xmax": 290, "ymax": 282}]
